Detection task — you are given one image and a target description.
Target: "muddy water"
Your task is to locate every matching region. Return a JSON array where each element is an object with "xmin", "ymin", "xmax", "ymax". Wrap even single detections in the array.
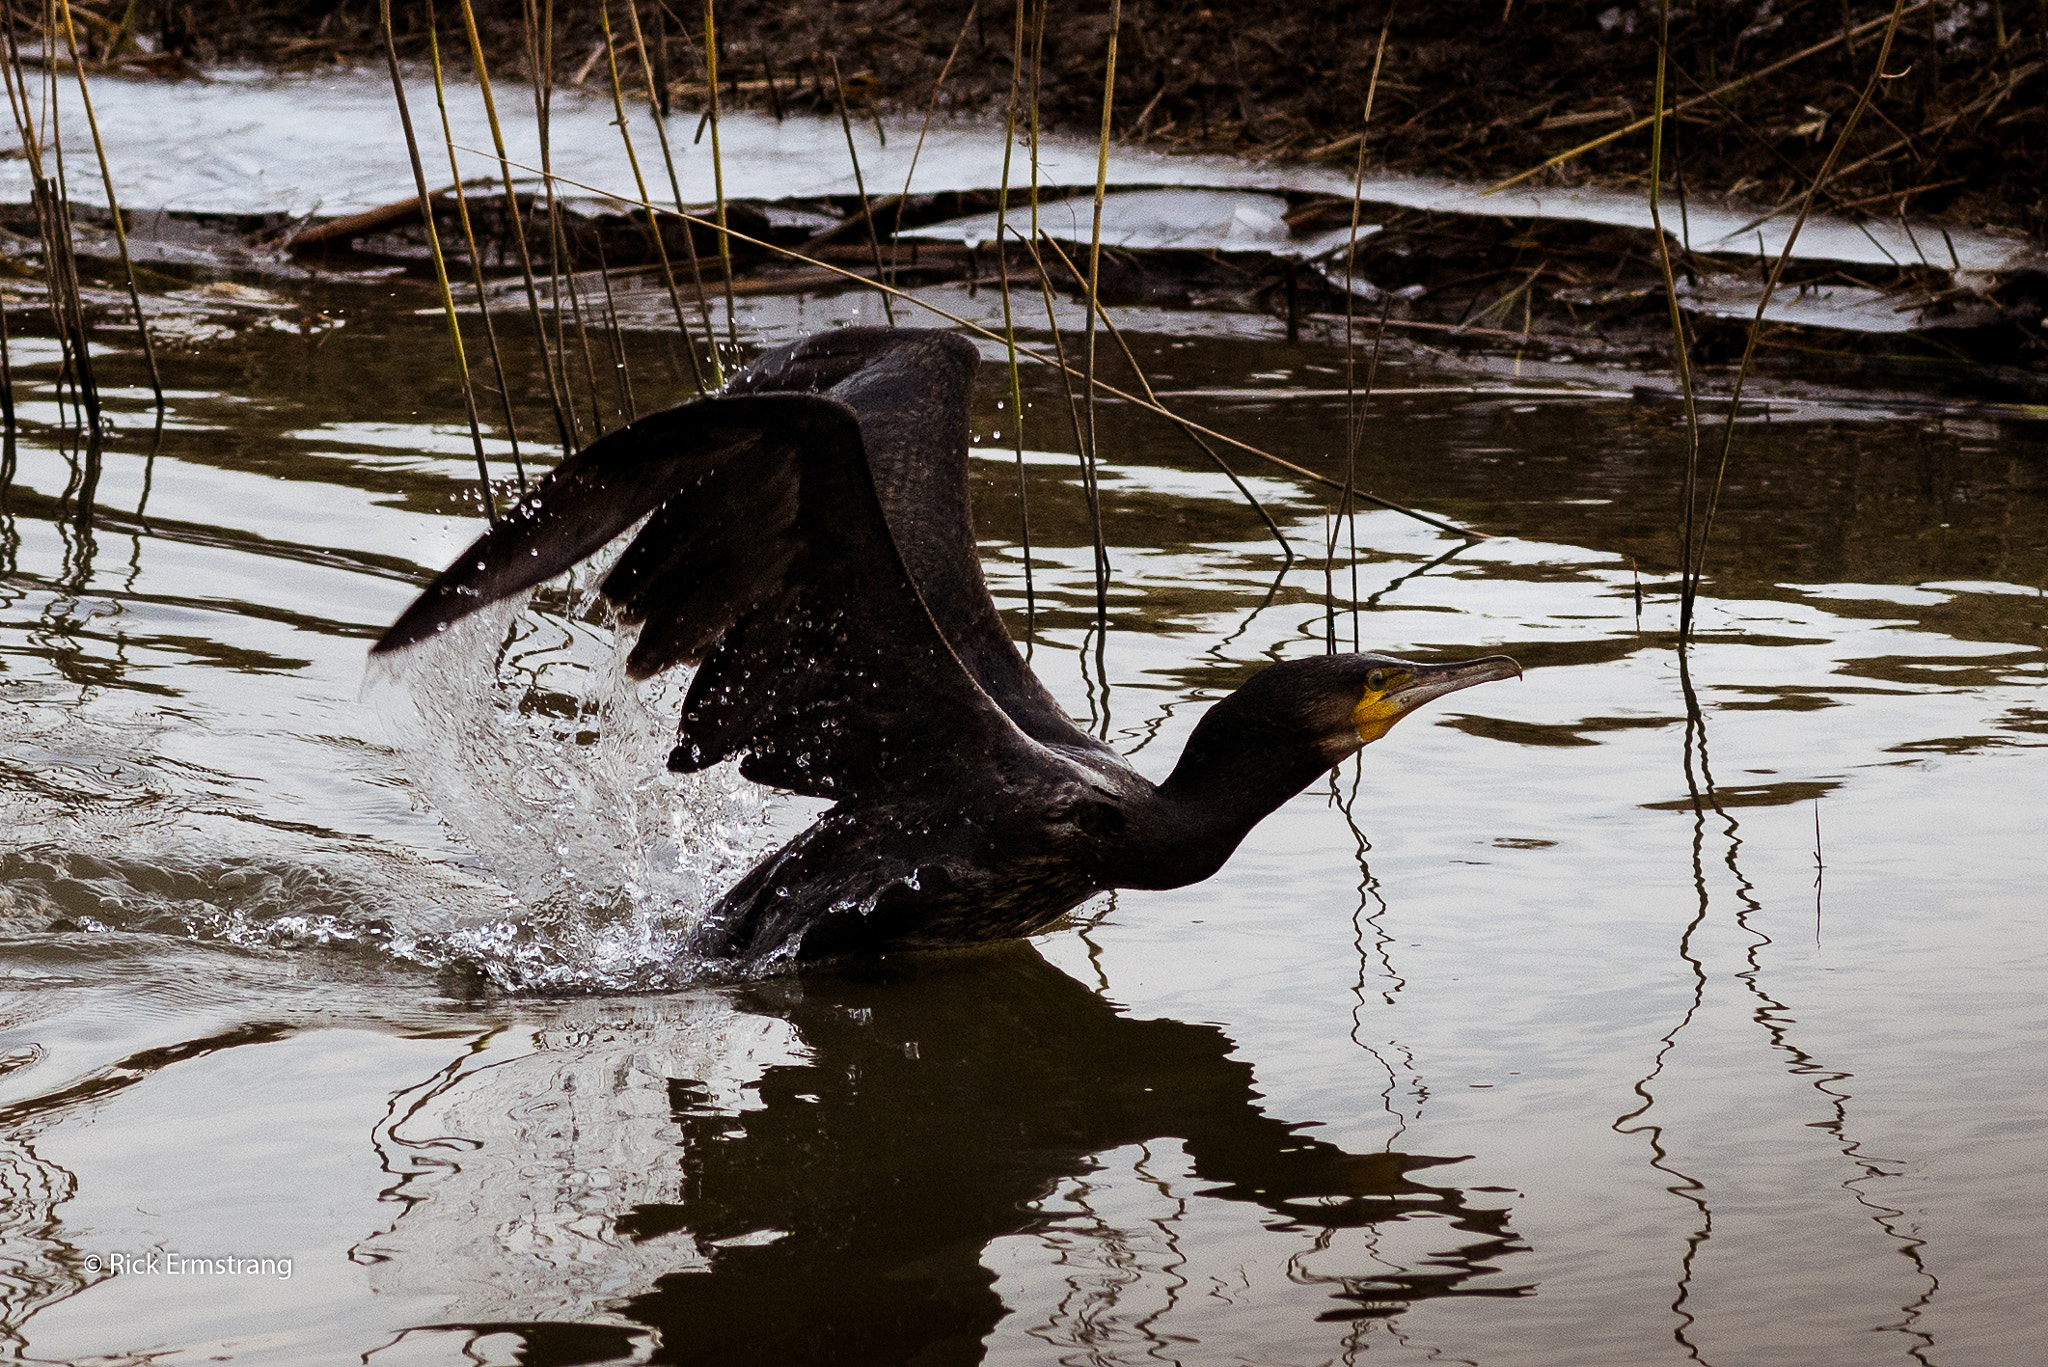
[{"xmin": 1, "ymin": 267, "xmax": 2045, "ymax": 1367}]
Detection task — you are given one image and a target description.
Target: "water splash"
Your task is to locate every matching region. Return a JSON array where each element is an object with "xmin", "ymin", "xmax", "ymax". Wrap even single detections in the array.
[{"xmin": 363, "ymin": 576, "xmax": 777, "ymax": 991}]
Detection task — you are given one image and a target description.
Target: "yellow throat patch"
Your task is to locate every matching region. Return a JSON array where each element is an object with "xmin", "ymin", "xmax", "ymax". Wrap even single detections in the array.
[{"xmin": 1350, "ymin": 670, "xmax": 1412, "ymax": 744}]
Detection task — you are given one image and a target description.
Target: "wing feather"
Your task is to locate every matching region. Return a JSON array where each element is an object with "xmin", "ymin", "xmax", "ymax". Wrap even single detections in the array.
[{"xmin": 375, "ymin": 382, "xmax": 1036, "ymax": 804}]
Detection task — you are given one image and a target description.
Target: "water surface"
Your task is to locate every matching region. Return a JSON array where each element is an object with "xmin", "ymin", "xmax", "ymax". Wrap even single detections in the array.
[{"xmin": 1, "ymin": 253, "xmax": 2045, "ymax": 1366}]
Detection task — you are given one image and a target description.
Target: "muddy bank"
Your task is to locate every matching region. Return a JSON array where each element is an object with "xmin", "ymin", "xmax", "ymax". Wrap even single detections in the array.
[
  {"xmin": 107, "ymin": 2, "xmax": 2048, "ymax": 244},
  {"xmin": 7, "ymin": 5, "xmax": 2045, "ymax": 398}
]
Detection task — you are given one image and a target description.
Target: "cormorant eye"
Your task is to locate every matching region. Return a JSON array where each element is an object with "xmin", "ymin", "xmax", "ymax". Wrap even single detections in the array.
[{"xmin": 1367, "ymin": 669, "xmax": 1386, "ymax": 691}]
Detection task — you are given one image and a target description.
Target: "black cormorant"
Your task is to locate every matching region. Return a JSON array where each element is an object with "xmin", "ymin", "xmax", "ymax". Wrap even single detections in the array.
[{"xmin": 375, "ymin": 328, "xmax": 1519, "ymax": 970}]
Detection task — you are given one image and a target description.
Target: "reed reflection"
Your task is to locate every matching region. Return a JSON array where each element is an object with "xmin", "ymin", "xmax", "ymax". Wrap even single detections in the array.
[{"xmin": 1613, "ymin": 648, "xmax": 1940, "ymax": 1364}]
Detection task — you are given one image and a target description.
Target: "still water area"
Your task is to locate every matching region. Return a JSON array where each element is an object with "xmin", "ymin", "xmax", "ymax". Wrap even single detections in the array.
[{"xmin": 2, "ymin": 94, "xmax": 2047, "ymax": 1367}]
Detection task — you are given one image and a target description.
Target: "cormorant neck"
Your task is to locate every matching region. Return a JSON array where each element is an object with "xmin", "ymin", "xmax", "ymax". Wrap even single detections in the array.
[{"xmin": 1133, "ymin": 671, "xmax": 1356, "ymax": 889}]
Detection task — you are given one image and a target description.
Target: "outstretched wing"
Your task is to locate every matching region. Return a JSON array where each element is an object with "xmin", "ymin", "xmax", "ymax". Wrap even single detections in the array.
[
  {"xmin": 729, "ymin": 329, "xmax": 1100, "ymax": 755},
  {"xmin": 373, "ymin": 391, "xmax": 1037, "ymax": 802}
]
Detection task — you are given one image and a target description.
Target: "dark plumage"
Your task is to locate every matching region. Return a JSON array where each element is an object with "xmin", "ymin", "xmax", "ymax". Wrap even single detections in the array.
[{"xmin": 375, "ymin": 328, "xmax": 1519, "ymax": 971}]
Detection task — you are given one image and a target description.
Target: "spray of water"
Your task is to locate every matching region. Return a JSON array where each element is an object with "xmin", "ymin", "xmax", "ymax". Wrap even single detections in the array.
[{"xmin": 362, "ymin": 565, "xmax": 780, "ymax": 991}]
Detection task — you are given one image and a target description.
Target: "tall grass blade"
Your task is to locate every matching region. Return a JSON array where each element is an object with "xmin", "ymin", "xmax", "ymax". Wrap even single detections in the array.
[
  {"xmin": 1339, "ymin": 12, "xmax": 1394, "ymax": 645},
  {"xmin": 22, "ymin": 0, "xmax": 101, "ymax": 505},
  {"xmin": 523, "ymin": 0, "xmax": 590, "ymax": 448}
]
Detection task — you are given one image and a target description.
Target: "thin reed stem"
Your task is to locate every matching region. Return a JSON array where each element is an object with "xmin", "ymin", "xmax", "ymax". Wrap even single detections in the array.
[
  {"xmin": 429, "ymin": 0, "xmax": 524, "ymax": 489},
  {"xmin": 888, "ymin": 1, "xmax": 980, "ymax": 287},
  {"xmin": 1080, "ymin": 0, "xmax": 1122, "ymax": 630},
  {"xmin": 599, "ymin": 0, "xmax": 694, "ymax": 398},
  {"xmin": 467, "ymin": 149, "xmax": 1490, "ymax": 541},
  {"xmin": 1484, "ymin": 1, "xmax": 1933, "ymax": 194},
  {"xmin": 1038, "ymin": 232, "xmax": 1291, "ymax": 557},
  {"xmin": 379, "ymin": 0, "xmax": 496, "ymax": 520},
  {"xmin": 1022, "ymin": 233, "xmax": 1091, "ymax": 487},
  {"xmin": 826, "ymin": 52, "xmax": 895, "ymax": 325},
  {"xmin": 995, "ymin": 0, "xmax": 1034, "ymax": 639},
  {"xmin": 1649, "ymin": 4, "xmax": 1703, "ymax": 639},
  {"xmin": 455, "ymin": 0, "xmax": 575, "ymax": 455},
  {"xmin": 57, "ymin": 0, "xmax": 161, "ymax": 418},
  {"xmin": 622, "ymin": 0, "xmax": 716, "ymax": 387},
  {"xmin": 524, "ymin": 0, "xmax": 586, "ymax": 448},
  {"xmin": 1352, "ymin": 301, "xmax": 1390, "ymax": 646},
  {"xmin": 1690, "ymin": 0, "xmax": 1909, "ymax": 634},
  {"xmin": 33, "ymin": 0, "xmax": 101, "ymax": 477},
  {"xmin": 701, "ymin": 0, "xmax": 739, "ymax": 348},
  {"xmin": 0, "ymin": 287, "xmax": 13, "ymax": 492},
  {"xmin": 593, "ymin": 234, "xmax": 636, "ymax": 420}
]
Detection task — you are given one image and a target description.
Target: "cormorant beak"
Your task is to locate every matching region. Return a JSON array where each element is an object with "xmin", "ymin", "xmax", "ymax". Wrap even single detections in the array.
[
  {"xmin": 1352, "ymin": 654, "xmax": 1521, "ymax": 746},
  {"xmin": 1386, "ymin": 655, "xmax": 1522, "ymax": 711}
]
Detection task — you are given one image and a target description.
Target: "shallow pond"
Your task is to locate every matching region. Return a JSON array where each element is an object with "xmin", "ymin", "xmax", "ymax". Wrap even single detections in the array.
[{"xmin": 2, "ymin": 185, "xmax": 2047, "ymax": 1364}]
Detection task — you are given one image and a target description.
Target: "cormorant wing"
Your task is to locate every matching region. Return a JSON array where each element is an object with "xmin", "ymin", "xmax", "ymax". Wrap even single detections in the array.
[
  {"xmin": 727, "ymin": 329, "xmax": 1100, "ymax": 755},
  {"xmin": 373, "ymin": 391, "xmax": 1039, "ymax": 803}
]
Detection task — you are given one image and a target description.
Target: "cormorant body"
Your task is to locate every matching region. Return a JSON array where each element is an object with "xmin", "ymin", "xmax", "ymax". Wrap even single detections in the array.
[{"xmin": 376, "ymin": 329, "xmax": 1518, "ymax": 971}]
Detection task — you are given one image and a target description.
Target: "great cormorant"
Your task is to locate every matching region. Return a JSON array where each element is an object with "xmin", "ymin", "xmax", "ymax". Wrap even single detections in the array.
[{"xmin": 375, "ymin": 328, "xmax": 1518, "ymax": 971}]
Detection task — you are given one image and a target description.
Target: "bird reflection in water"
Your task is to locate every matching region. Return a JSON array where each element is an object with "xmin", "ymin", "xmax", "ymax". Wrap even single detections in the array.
[{"xmin": 382, "ymin": 943, "xmax": 1529, "ymax": 1365}]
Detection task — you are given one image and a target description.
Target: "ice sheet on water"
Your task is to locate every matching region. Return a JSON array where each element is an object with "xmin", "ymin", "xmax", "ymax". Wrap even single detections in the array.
[
  {"xmin": 1679, "ymin": 276, "xmax": 2004, "ymax": 334},
  {"xmin": 900, "ymin": 188, "xmax": 1376, "ymax": 258},
  {"xmin": 2, "ymin": 68, "xmax": 2035, "ymax": 274}
]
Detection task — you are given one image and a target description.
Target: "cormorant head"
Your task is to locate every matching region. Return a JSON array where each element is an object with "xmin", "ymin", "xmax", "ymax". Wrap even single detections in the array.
[
  {"xmin": 1170, "ymin": 651, "xmax": 1523, "ymax": 794},
  {"xmin": 1141, "ymin": 650, "xmax": 1521, "ymax": 887},
  {"xmin": 1332, "ymin": 651, "xmax": 1523, "ymax": 757}
]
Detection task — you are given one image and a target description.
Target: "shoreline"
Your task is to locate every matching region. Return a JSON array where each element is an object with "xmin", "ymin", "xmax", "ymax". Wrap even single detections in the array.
[{"xmin": 70, "ymin": 1, "xmax": 2048, "ymax": 247}]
